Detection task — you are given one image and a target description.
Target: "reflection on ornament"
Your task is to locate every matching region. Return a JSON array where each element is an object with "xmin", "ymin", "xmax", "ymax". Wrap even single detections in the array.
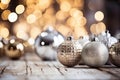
[
  {"xmin": 81, "ymin": 42, "xmax": 109, "ymax": 67},
  {"xmin": 5, "ymin": 38, "xmax": 24, "ymax": 59},
  {"xmin": 57, "ymin": 36, "xmax": 81, "ymax": 67},
  {"xmin": 34, "ymin": 26, "xmax": 64, "ymax": 60},
  {"xmin": 109, "ymin": 39, "xmax": 120, "ymax": 67}
]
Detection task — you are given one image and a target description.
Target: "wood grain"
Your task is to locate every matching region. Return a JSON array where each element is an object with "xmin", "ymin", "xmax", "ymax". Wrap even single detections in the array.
[{"xmin": 0, "ymin": 52, "xmax": 120, "ymax": 80}]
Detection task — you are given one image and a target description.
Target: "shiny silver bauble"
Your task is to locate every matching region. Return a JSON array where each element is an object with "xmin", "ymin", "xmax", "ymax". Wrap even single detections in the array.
[
  {"xmin": 4, "ymin": 38, "xmax": 24, "ymax": 59},
  {"xmin": 109, "ymin": 40, "xmax": 120, "ymax": 67},
  {"xmin": 57, "ymin": 37, "xmax": 82, "ymax": 67},
  {"xmin": 34, "ymin": 27, "xmax": 64, "ymax": 60},
  {"xmin": 81, "ymin": 42, "xmax": 109, "ymax": 67}
]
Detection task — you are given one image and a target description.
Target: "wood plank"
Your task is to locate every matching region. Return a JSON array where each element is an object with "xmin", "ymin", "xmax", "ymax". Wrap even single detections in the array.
[
  {"xmin": 26, "ymin": 61, "xmax": 65, "ymax": 79},
  {"xmin": 98, "ymin": 65, "xmax": 120, "ymax": 79},
  {"xmin": 52, "ymin": 61, "xmax": 118, "ymax": 79}
]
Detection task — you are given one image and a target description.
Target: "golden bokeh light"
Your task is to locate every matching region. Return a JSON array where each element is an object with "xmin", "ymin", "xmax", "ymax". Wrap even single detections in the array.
[
  {"xmin": 56, "ymin": 24, "xmax": 72, "ymax": 36},
  {"xmin": 1, "ymin": 10, "xmax": 11, "ymax": 20},
  {"xmin": 0, "ymin": 3, "xmax": 8, "ymax": 10},
  {"xmin": 27, "ymin": 14, "xmax": 36, "ymax": 24},
  {"xmin": 30, "ymin": 27, "xmax": 41, "ymax": 39},
  {"xmin": 0, "ymin": 27, "xmax": 9, "ymax": 38},
  {"xmin": 94, "ymin": 11, "xmax": 104, "ymax": 21},
  {"xmin": 13, "ymin": 22, "xmax": 29, "ymax": 34},
  {"xmin": 60, "ymin": 1, "xmax": 71, "ymax": 12},
  {"xmin": 56, "ymin": 10, "xmax": 69, "ymax": 21},
  {"xmin": 90, "ymin": 22, "xmax": 106, "ymax": 35},
  {"xmin": 8, "ymin": 12, "xmax": 18, "ymax": 22},
  {"xmin": 16, "ymin": 31, "xmax": 29, "ymax": 40},
  {"xmin": 15, "ymin": 4, "xmax": 25, "ymax": 14},
  {"xmin": 69, "ymin": 8, "xmax": 83, "ymax": 18},
  {"xmin": 73, "ymin": 26, "xmax": 88, "ymax": 39},
  {"xmin": 1, "ymin": 0, "xmax": 10, "ymax": 4}
]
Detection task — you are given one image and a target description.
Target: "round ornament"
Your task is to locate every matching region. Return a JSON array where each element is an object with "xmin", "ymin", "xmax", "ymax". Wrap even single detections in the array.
[
  {"xmin": 81, "ymin": 41, "xmax": 109, "ymax": 67},
  {"xmin": 34, "ymin": 27, "xmax": 64, "ymax": 60},
  {"xmin": 57, "ymin": 37, "xmax": 82, "ymax": 67},
  {"xmin": 109, "ymin": 39, "xmax": 120, "ymax": 67},
  {"xmin": 4, "ymin": 38, "xmax": 24, "ymax": 59}
]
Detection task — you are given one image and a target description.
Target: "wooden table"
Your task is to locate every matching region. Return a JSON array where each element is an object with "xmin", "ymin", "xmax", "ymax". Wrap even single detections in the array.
[{"xmin": 0, "ymin": 52, "xmax": 120, "ymax": 80}]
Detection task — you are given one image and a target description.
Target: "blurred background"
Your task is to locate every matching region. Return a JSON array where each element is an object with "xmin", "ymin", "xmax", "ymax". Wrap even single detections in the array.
[{"xmin": 0, "ymin": 0, "xmax": 120, "ymax": 41}]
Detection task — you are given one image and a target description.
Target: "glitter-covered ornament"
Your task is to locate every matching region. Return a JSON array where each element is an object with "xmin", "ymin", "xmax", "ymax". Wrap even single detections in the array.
[
  {"xmin": 81, "ymin": 41, "xmax": 109, "ymax": 67},
  {"xmin": 34, "ymin": 27, "xmax": 64, "ymax": 60},
  {"xmin": 109, "ymin": 39, "xmax": 120, "ymax": 67},
  {"xmin": 57, "ymin": 36, "xmax": 82, "ymax": 67},
  {"xmin": 5, "ymin": 38, "xmax": 24, "ymax": 59}
]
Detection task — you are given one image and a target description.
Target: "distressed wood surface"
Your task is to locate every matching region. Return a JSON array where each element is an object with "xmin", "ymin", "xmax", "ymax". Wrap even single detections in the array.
[{"xmin": 0, "ymin": 52, "xmax": 120, "ymax": 80}]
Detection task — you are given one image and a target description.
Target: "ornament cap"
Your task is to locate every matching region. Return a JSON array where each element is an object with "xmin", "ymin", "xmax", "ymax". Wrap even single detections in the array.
[{"xmin": 67, "ymin": 36, "xmax": 73, "ymax": 41}]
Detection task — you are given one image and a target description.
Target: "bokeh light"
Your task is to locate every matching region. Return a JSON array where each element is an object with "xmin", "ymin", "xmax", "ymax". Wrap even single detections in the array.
[
  {"xmin": 1, "ymin": 0, "xmax": 10, "ymax": 4},
  {"xmin": 60, "ymin": 1, "xmax": 71, "ymax": 12},
  {"xmin": 27, "ymin": 14, "xmax": 36, "ymax": 24},
  {"xmin": 1, "ymin": 10, "xmax": 11, "ymax": 20},
  {"xmin": 8, "ymin": 12, "xmax": 18, "ymax": 22},
  {"xmin": 94, "ymin": 11, "xmax": 104, "ymax": 21},
  {"xmin": 15, "ymin": 4, "xmax": 25, "ymax": 14},
  {"xmin": 0, "ymin": 27, "xmax": 9, "ymax": 38}
]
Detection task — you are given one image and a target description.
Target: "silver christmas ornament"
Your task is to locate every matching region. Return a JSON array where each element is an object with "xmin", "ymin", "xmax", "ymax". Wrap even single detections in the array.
[
  {"xmin": 5, "ymin": 38, "xmax": 24, "ymax": 59},
  {"xmin": 81, "ymin": 41, "xmax": 109, "ymax": 67},
  {"xmin": 109, "ymin": 39, "xmax": 120, "ymax": 67},
  {"xmin": 34, "ymin": 27, "xmax": 64, "ymax": 60},
  {"xmin": 57, "ymin": 37, "xmax": 82, "ymax": 67},
  {"xmin": 97, "ymin": 31, "xmax": 118, "ymax": 47}
]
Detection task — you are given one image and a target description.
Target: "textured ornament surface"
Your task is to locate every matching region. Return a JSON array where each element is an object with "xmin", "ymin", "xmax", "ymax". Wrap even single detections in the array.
[
  {"xmin": 81, "ymin": 42, "xmax": 109, "ymax": 67},
  {"xmin": 109, "ymin": 41, "xmax": 120, "ymax": 67},
  {"xmin": 57, "ymin": 39, "xmax": 82, "ymax": 67}
]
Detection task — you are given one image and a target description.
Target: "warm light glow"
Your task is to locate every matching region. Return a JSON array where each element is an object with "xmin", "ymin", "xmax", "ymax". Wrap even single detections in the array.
[
  {"xmin": 16, "ymin": 31, "xmax": 29, "ymax": 40},
  {"xmin": 70, "ymin": 8, "xmax": 83, "ymax": 18},
  {"xmin": 1, "ymin": 0, "xmax": 10, "ymax": 4},
  {"xmin": 97, "ymin": 22, "xmax": 106, "ymax": 33},
  {"xmin": 1, "ymin": 10, "xmax": 11, "ymax": 20},
  {"xmin": 13, "ymin": 22, "xmax": 29, "ymax": 34},
  {"xmin": 90, "ymin": 22, "xmax": 106, "ymax": 35},
  {"xmin": 67, "ymin": 17, "xmax": 76, "ymax": 28},
  {"xmin": 27, "ymin": 14, "xmax": 36, "ymax": 24},
  {"xmin": 0, "ymin": 27, "xmax": 9, "ymax": 38},
  {"xmin": 56, "ymin": 24, "xmax": 72, "ymax": 36},
  {"xmin": 74, "ymin": 26, "xmax": 88, "ymax": 39},
  {"xmin": 0, "ymin": 3, "xmax": 8, "ymax": 10},
  {"xmin": 90, "ymin": 24, "xmax": 97, "ymax": 35},
  {"xmin": 15, "ymin": 4, "xmax": 25, "ymax": 14},
  {"xmin": 56, "ymin": 10, "xmax": 69, "ymax": 21},
  {"xmin": 30, "ymin": 27, "xmax": 41, "ymax": 39},
  {"xmin": 94, "ymin": 11, "xmax": 104, "ymax": 21},
  {"xmin": 60, "ymin": 1, "xmax": 71, "ymax": 12},
  {"xmin": 8, "ymin": 12, "xmax": 18, "ymax": 22},
  {"xmin": 38, "ymin": 0, "xmax": 52, "ymax": 10}
]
